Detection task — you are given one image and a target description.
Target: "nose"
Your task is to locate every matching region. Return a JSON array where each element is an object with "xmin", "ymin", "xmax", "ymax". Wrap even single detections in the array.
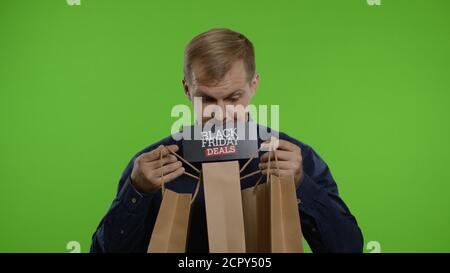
[
  {"xmin": 203, "ymin": 100, "xmax": 237, "ymax": 123},
  {"xmin": 211, "ymin": 100, "xmax": 227, "ymax": 122}
]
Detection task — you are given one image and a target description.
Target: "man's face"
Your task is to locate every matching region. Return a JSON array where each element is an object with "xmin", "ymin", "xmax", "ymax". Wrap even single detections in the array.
[{"xmin": 183, "ymin": 60, "xmax": 259, "ymax": 124}]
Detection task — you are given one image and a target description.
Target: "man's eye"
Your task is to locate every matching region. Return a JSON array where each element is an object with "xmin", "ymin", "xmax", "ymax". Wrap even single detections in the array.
[
  {"xmin": 203, "ymin": 97, "xmax": 215, "ymax": 103},
  {"xmin": 229, "ymin": 97, "xmax": 240, "ymax": 102}
]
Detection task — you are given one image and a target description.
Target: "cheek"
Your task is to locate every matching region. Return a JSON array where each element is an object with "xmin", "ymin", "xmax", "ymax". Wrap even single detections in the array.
[
  {"xmin": 240, "ymin": 98, "xmax": 250, "ymax": 106},
  {"xmin": 236, "ymin": 95, "xmax": 251, "ymax": 106}
]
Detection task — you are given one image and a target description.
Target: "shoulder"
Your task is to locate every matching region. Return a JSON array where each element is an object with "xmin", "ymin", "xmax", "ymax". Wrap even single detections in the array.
[{"xmin": 257, "ymin": 124, "xmax": 329, "ymax": 175}]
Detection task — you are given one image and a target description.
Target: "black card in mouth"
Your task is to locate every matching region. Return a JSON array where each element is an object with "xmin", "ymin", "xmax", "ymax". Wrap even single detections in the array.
[{"xmin": 182, "ymin": 121, "xmax": 258, "ymax": 163}]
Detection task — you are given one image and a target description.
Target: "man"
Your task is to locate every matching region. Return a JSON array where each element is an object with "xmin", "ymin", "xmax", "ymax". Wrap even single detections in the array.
[{"xmin": 90, "ymin": 28, "xmax": 364, "ymax": 253}]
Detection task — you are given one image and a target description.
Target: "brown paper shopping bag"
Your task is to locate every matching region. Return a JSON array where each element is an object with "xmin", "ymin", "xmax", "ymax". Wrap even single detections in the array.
[
  {"xmin": 147, "ymin": 148, "xmax": 201, "ymax": 253},
  {"xmin": 241, "ymin": 138, "xmax": 303, "ymax": 253},
  {"xmin": 269, "ymin": 174, "xmax": 303, "ymax": 253},
  {"xmin": 147, "ymin": 189, "xmax": 193, "ymax": 253},
  {"xmin": 240, "ymin": 145, "xmax": 271, "ymax": 253},
  {"xmin": 241, "ymin": 181, "xmax": 270, "ymax": 252},
  {"xmin": 202, "ymin": 161, "xmax": 247, "ymax": 253}
]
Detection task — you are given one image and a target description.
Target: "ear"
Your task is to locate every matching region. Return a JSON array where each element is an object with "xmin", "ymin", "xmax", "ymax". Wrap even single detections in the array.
[
  {"xmin": 182, "ymin": 79, "xmax": 191, "ymax": 101},
  {"xmin": 250, "ymin": 73, "xmax": 260, "ymax": 97}
]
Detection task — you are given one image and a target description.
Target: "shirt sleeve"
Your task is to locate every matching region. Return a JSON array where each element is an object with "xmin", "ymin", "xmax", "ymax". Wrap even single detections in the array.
[
  {"xmin": 295, "ymin": 144, "xmax": 364, "ymax": 253},
  {"xmin": 90, "ymin": 161, "xmax": 158, "ymax": 253}
]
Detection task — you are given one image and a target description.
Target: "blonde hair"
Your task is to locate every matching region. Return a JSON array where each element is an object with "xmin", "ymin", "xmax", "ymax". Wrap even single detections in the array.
[{"xmin": 184, "ymin": 28, "xmax": 255, "ymax": 86}]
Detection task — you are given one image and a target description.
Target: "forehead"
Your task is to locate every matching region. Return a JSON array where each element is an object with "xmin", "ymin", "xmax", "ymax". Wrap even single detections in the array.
[{"xmin": 191, "ymin": 61, "xmax": 249, "ymax": 98}]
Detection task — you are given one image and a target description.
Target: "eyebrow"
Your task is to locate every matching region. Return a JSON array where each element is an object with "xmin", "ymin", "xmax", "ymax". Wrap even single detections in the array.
[{"xmin": 196, "ymin": 89, "xmax": 243, "ymax": 101}]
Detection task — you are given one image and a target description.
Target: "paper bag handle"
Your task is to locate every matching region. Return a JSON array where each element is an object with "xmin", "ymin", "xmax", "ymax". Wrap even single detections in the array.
[
  {"xmin": 159, "ymin": 147, "xmax": 202, "ymax": 206},
  {"xmin": 239, "ymin": 137, "xmax": 280, "ymax": 185}
]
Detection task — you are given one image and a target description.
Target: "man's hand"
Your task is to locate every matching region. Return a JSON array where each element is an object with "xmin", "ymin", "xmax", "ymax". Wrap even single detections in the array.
[
  {"xmin": 130, "ymin": 144, "xmax": 185, "ymax": 194},
  {"xmin": 259, "ymin": 139, "xmax": 303, "ymax": 187}
]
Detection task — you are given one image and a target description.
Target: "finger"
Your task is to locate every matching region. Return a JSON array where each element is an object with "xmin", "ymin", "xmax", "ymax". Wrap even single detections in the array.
[
  {"xmin": 259, "ymin": 160, "xmax": 297, "ymax": 170},
  {"xmin": 164, "ymin": 144, "xmax": 180, "ymax": 155},
  {"xmin": 141, "ymin": 144, "xmax": 179, "ymax": 162},
  {"xmin": 260, "ymin": 137, "xmax": 279, "ymax": 151},
  {"xmin": 140, "ymin": 145, "xmax": 165, "ymax": 162},
  {"xmin": 159, "ymin": 166, "xmax": 185, "ymax": 184},
  {"xmin": 154, "ymin": 161, "xmax": 183, "ymax": 176},
  {"xmin": 261, "ymin": 168, "xmax": 294, "ymax": 177},
  {"xmin": 148, "ymin": 154, "xmax": 177, "ymax": 168},
  {"xmin": 260, "ymin": 150, "xmax": 297, "ymax": 162},
  {"xmin": 276, "ymin": 139, "xmax": 301, "ymax": 152}
]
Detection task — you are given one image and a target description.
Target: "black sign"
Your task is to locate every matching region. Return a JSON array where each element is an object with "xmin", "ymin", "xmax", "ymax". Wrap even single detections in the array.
[{"xmin": 182, "ymin": 121, "xmax": 258, "ymax": 163}]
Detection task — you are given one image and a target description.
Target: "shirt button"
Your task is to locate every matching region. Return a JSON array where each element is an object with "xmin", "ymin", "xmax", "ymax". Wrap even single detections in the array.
[
  {"xmin": 120, "ymin": 229, "xmax": 125, "ymax": 235},
  {"xmin": 131, "ymin": 197, "xmax": 137, "ymax": 204},
  {"xmin": 297, "ymin": 198, "xmax": 301, "ymax": 204}
]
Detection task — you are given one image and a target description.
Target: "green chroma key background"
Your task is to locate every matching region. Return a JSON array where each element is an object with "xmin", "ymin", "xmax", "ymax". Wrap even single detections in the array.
[{"xmin": 1, "ymin": 0, "xmax": 449, "ymax": 252}]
